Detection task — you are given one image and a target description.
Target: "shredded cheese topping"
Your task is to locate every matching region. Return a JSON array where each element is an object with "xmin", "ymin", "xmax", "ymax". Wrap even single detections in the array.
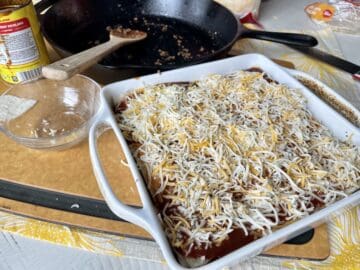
[{"xmin": 116, "ymin": 71, "xmax": 360, "ymax": 256}]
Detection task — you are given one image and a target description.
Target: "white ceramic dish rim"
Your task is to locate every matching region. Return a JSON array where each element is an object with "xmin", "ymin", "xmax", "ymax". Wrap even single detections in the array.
[
  {"xmin": 89, "ymin": 54, "xmax": 360, "ymax": 270},
  {"xmin": 285, "ymin": 68, "xmax": 360, "ymax": 127}
]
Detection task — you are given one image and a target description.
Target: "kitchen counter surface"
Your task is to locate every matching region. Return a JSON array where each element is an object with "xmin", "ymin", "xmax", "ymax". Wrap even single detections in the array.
[{"xmin": 0, "ymin": 1, "xmax": 359, "ymax": 270}]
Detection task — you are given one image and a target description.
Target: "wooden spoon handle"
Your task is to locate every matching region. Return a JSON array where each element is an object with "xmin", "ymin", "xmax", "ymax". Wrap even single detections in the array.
[{"xmin": 42, "ymin": 39, "xmax": 132, "ymax": 80}]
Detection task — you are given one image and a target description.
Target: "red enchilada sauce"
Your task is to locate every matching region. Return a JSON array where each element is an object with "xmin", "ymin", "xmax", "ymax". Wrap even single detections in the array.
[{"xmin": 176, "ymin": 229, "xmax": 256, "ymax": 260}]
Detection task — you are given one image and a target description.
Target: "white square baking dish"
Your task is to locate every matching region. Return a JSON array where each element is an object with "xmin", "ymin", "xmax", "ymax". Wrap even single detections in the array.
[{"xmin": 89, "ymin": 54, "xmax": 360, "ymax": 270}]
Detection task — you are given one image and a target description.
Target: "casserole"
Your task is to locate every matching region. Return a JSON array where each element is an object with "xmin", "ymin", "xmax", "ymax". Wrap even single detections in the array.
[{"xmin": 89, "ymin": 54, "xmax": 360, "ymax": 269}]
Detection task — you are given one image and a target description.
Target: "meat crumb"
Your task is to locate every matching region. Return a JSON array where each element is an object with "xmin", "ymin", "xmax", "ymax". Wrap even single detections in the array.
[
  {"xmin": 154, "ymin": 59, "xmax": 162, "ymax": 66},
  {"xmin": 108, "ymin": 26, "xmax": 146, "ymax": 39},
  {"xmin": 177, "ymin": 48, "xmax": 192, "ymax": 60},
  {"xmin": 161, "ymin": 25, "xmax": 168, "ymax": 32},
  {"xmin": 158, "ymin": 49, "xmax": 169, "ymax": 58}
]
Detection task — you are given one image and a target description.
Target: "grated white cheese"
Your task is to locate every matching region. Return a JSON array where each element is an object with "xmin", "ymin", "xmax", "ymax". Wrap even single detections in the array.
[{"xmin": 116, "ymin": 71, "xmax": 360, "ymax": 255}]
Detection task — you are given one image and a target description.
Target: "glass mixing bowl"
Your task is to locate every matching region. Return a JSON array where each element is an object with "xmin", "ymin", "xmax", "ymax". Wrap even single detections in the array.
[{"xmin": 0, "ymin": 75, "xmax": 101, "ymax": 150}]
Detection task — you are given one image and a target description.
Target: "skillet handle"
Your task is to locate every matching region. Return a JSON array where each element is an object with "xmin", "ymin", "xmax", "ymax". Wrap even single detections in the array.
[
  {"xmin": 89, "ymin": 106, "xmax": 155, "ymax": 231},
  {"xmin": 242, "ymin": 30, "xmax": 318, "ymax": 47}
]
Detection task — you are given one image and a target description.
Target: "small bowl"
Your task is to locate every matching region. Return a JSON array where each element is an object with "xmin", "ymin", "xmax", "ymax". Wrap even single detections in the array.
[{"xmin": 0, "ymin": 75, "xmax": 101, "ymax": 150}]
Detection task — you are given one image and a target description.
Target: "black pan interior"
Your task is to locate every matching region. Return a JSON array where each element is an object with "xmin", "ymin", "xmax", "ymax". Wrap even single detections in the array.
[{"xmin": 41, "ymin": 0, "xmax": 239, "ymax": 69}]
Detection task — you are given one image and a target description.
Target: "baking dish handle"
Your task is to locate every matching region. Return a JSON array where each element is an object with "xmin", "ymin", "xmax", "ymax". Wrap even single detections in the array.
[{"xmin": 89, "ymin": 107, "xmax": 156, "ymax": 232}]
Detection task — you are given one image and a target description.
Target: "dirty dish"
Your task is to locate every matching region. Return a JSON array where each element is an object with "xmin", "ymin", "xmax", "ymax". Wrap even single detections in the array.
[{"xmin": 0, "ymin": 74, "xmax": 101, "ymax": 150}]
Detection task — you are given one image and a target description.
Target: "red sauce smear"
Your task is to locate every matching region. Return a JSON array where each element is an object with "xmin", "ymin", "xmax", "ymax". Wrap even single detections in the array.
[
  {"xmin": 177, "ymin": 229, "xmax": 255, "ymax": 260},
  {"xmin": 246, "ymin": 67, "xmax": 277, "ymax": 83},
  {"xmin": 311, "ymin": 197, "xmax": 325, "ymax": 209}
]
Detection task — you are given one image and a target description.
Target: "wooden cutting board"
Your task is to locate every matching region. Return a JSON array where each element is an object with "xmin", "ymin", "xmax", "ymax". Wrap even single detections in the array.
[
  {"xmin": 0, "ymin": 129, "xmax": 330, "ymax": 260},
  {"xmin": 0, "ymin": 52, "xmax": 330, "ymax": 260}
]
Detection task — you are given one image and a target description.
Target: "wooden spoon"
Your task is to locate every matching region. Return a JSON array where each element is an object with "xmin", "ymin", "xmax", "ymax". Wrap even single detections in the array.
[{"xmin": 42, "ymin": 28, "xmax": 147, "ymax": 81}]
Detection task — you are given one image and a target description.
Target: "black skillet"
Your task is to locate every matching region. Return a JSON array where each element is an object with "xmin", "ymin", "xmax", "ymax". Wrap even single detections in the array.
[{"xmin": 36, "ymin": 0, "xmax": 318, "ymax": 70}]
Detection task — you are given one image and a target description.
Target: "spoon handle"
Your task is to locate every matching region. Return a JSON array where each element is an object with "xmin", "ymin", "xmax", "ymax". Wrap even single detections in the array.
[{"xmin": 42, "ymin": 38, "xmax": 133, "ymax": 81}]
